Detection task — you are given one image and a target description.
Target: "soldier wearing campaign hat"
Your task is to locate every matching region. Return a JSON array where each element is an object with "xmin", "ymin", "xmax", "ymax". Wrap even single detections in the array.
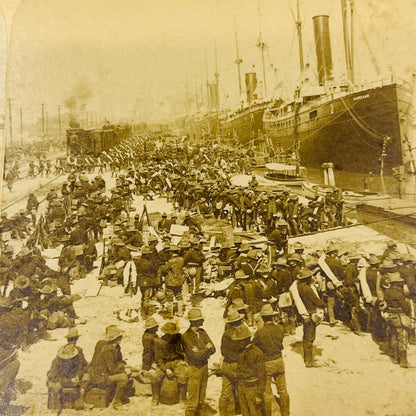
[
  {"xmin": 47, "ymin": 327, "xmax": 87, "ymax": 410},
  {"xmin": 297, "ymin": 268, "xmax": 325, "ymax": 367},
  {"xmin": 182, "ymin": 308, "xmax": 216, "ymax": 416},
  {"xmin": 88, "ymin": 325, "xmax": 132, "ymax": 409},
  {"xmin": 219, "ymin": 308, "xmax": 246, "ymax": 416},
  {"xmin": 253, "ymin": 304, "xmax": 290, "ymax": 416},
  {"xmin": 151, "ymin": 321, "xmax": 187, "ymax": 405}
]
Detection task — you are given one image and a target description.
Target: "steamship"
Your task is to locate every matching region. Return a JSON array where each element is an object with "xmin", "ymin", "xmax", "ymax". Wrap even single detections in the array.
[
  {"xmin": 263, "ymin": 2, "xmax": 414, "ymax": 173},
  {"xmin": 218, "ymin": 72, "xmax": 270, "ymax": 143}
]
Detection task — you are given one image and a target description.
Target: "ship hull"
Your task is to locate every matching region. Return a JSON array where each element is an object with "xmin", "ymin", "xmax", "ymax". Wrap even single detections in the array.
[
  {"xmin": 263, "ymin": 83, "xmax": 413, "ymax": 173},
  {"xmin": 220, "ymin": 106, "xmax": 267, "ymax": 143}
]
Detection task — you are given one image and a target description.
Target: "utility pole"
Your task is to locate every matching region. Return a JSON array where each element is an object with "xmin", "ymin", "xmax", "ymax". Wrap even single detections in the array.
[
  {"xmin": 256, "ymin": 0, "xmax": 267, "ymax": 99},
  {"xmin": 234, "ymin": 14, "xmax": 243, "ymax": 98},
  {"xmin": 41, "ymin": 103, "xmax": 45, "ymax": 139},
  {"xmin": 20, "ymin": 107, "xmax": 23, "ymax": 145},
  {"xmin": 7, "ymin": 98, "xmax": 13, "ymax": 146},
  {"xmin": 58, "ymin": 105, "xmax": 62, "ymax": 141}
]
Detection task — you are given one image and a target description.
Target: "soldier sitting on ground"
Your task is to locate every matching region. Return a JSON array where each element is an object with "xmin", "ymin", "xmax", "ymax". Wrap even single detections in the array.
[{"xmin": 47, "ymin": 328, "xmax": 88, "ymax": 410}]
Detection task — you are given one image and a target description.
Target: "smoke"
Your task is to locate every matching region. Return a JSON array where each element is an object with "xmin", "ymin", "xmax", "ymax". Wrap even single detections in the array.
[{"xmin": 64, "ymin": 78, "xmax": 93, "ymax": 123}]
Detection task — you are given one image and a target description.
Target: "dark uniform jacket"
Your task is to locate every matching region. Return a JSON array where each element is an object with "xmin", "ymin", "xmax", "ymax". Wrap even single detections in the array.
[
  {"xmin": 89, "ymin": 340, "xmax": 125, "ymax": 383},
  {"xmin": 160, "ymin": 256, "xmax": 185, "ymax": 287},
  {"xmin": 297, "ymin": 282, "xmax": 325, "ymax": 314},
  {"xmin": 182, "ymin": 327, "xmax": 216, "ymax": 368},
  {"xmin": 155, "ymin": 334, "xmax": 184, "ymax": 371},
  {"xmin": 135, "ymin": 256, "xmax": 159, "ymax": 287},
  {"xmin": 47, "ymin": 346, "xmax": 88, "ymax": 385},
  {"xmin": 221, "ymin": 324, "xmax": 245, "ymax": 364},
  {"xmin": 384, "ymin": 285, "xmax": 411, "ymax": 315},
  {"xmin": 253, "ymin": 322, "xmax": 284, "ymax": 361},
  {"xmin": 142, "ymin": 331, "xmax": 159, "ymax": 371},
  {"xmin": 236, "ymin": 344, "xmax": 266, "ymax": 397}
]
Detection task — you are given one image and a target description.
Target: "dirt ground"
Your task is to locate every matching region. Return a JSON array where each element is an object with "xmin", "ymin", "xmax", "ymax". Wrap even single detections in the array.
[{"xmin": 4, "ymin": 174, "xmax": 416, "ymax": 416}]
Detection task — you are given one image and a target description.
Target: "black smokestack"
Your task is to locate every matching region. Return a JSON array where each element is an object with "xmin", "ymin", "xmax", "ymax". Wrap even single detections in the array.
[
  {"xmin": 245, "ymin": 72, "xmax": 257, "ymax": 104},
  {"xmin": 313, "ymin": 15, "xmax": 333, "ymax": 86}
]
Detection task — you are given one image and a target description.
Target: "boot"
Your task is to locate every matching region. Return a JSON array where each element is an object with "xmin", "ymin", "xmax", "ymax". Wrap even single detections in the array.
[
  {"xmin": 399, "ymin": 350, "xmax": 411, "ymax": 368},
  {"xmin": 389, "ymin": 336, "xmax": 399, "ymax": 364},
  {"xmin": 185, "ymin": 410, "xmax": 196, "ymax": 416},
  {"xmin": 303, "ymin": 341, "xmax": 314, "ymax": 367}
]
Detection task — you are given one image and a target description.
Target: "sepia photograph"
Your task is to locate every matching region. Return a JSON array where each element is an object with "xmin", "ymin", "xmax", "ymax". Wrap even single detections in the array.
[{"xmin": 1, "ymin": 0, "xmax": 416, "ymax": 415}]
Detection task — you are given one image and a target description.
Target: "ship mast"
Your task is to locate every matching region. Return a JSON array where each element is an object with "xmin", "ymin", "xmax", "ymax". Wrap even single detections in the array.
[
  {"xmin": 234, "ymin": 14, "xmax": 243, "ymax": 99},
  {"xmin": 341, "ymin": 0, "xmax": 354, "ymax": 84},
  {"xmin": 214, "ymin": 38, "xmax": 220, "ymax": 112},
  {"xmin": 295, "ymin": 0, "xmax": 304, "ymax": 73},
  {"xmin": 256, "ymin": 0, "xmax": 267, "ymax": 99}
]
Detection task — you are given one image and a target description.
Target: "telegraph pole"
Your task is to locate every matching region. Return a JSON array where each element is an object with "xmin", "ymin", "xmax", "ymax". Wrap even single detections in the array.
[{"xmin": 7, "ymin": 98, "xmax": 13, "ymax": 146}]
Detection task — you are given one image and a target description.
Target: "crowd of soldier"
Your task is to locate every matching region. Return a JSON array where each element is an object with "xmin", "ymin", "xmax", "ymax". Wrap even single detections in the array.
[{"xmin": 0, "ymin": 135, "xmax": 415, "ymax": 415}]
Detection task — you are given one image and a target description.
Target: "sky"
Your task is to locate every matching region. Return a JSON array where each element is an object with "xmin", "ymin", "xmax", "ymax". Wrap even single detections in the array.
[{"xmin": 3, "ymin": 0, "xmax": 416, "ymax": 127}]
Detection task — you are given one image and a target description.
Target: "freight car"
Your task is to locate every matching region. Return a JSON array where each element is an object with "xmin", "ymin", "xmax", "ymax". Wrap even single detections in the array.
[{"xmin": 66, "ymin": 121, "xmax": 132, "ymax": 156}]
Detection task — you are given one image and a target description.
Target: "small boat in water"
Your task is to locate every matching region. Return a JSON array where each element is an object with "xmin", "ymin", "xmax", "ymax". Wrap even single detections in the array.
[{"xmin": 264, "ymin": 163, "xmax": 306, "ymax": 187}]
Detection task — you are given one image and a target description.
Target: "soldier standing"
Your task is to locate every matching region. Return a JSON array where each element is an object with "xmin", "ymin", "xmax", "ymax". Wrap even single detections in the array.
[
  {"xmin": 253, "ymin": 304, "xmax": 290, "ymax": 416},
  {"xmin": 296, "ymin": 268, "xmax": 325, "ymax": 368},
  {"xmin": 234, "ymin": 325, "xmax": 267, "ymax": 416},
  {"xmin": 219, "ymin": 308, "xmax": 246, "ymax": 416},
  {"xmin": 182, "ymin": 308, "xmax": 216, "ymax": 416}
]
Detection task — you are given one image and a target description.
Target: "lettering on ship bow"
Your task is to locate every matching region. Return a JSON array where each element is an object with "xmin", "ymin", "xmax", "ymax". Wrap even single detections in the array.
[{"xmin": 353, "ymin": 94, "xmax": 370, "ymax": 101}]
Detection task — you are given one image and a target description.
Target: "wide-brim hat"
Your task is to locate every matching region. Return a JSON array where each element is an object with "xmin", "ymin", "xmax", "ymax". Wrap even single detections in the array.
[
  {"xmin": 106, "ymin": 325, "xmax": 123, "ymax": 341},
  {"xmin": 297, "ymin": 268, "xmax": 312, "ymax": 280},
  {"xmin": 145, "ymin": 316, "xmax": 159, "ymax": 330},
  {"xmin": 368, "ymin": 255, "xmax": 380, "ymax": 265},
  {"xmin": 66, "ymin": 327, "xmax": 80, "ymax": 339},
  {"xmin": 235, "ymin": 270, "xmax": 249, "ymax": 279},
  {"xmin": 39, "ymin": 279, "xmax": 58, "ymax": 294},
  {"xmin": 260, "ymin": 304, "xmax": 279, "ymax": 316},
  {"xmin": 388, "ymin": 272, "xmax": 404, "ymax": 283},
  {"xmin": 161, "ymin": 321, "xmax": 180, "ymax": 334},
  {"xmin": 231, "ymin": 324, "xmax": 252, "ymax": 341},
  {"xmin": 187, "ymin": 308, "xmax": 204, "ymax": 321},
  {"xmin": 293, "ymin": 241, "xmax": 304, "ymax": 250},
  {"xmin": 225, "ymin": 308, "xmax": 244, "ymax": 323},
  {"xmin": 14, "ymin": 275, "xmax": 30, "ymax": 289},
  {"xmin": 381, "ymin": 259, "xmax": 396, "ymax": 269},
  {"xmin": 272, "ymin": 257, "xmax": 288, "ymax": 267},
  {"xmin": 232, "ymin": 298, "xmax": 249, "ymax": 310},
  {"xmin": 57, "ymin": 344, "xmax": 79, "ymax": 360},
  {"xmin": 287, "ymin": 253, "xmax": 303, "ymax": 263},
  {"xmin": 256, "ymin": 264, "xmax": 271, "ymax": 275}
]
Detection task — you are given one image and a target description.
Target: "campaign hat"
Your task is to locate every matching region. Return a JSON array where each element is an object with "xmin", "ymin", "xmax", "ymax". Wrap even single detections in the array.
[
  {"xmin": 187, "ymin": 308, "xmax": 204, "ymax": 321},
  {"xmin": 161, "ymin": 321, "xmax": 180, "ymax": 334}
]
